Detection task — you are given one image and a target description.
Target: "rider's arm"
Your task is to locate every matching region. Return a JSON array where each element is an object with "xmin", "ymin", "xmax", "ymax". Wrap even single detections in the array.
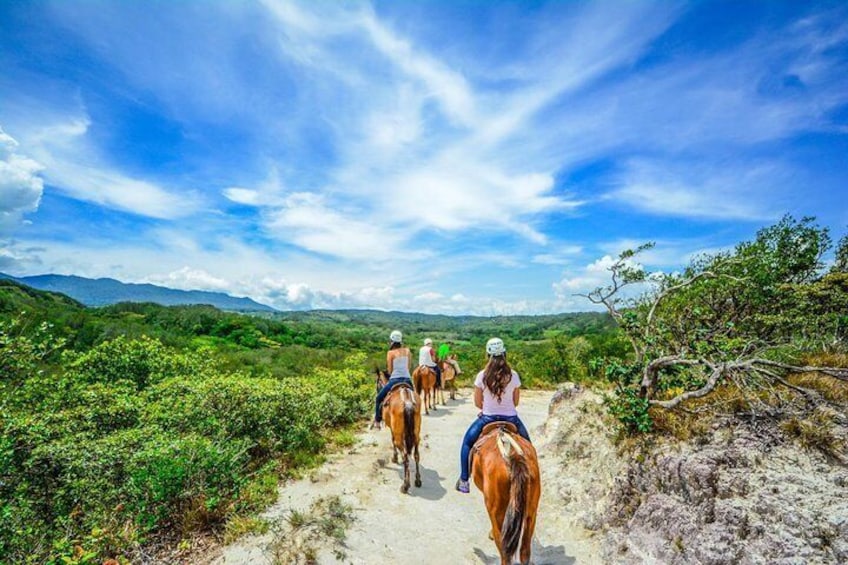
[
  {"xmin": 513, "ymin": 387, "xmax": 520, "ymax": 407},
  {"xmin": 386, "ymin": 351, "xmax": 394, "ymax": 375},
  {"xmin": 474, "ymin": 386, "xmax": 483, "ymax": 410}
]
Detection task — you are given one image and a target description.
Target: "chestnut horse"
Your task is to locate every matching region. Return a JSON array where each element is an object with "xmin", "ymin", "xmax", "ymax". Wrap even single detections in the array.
[
  {"xmin": 471, "ymin": 422, "xmax": 541, "ymax": 565},
  {"xmin": 375, "ymin": 370, "xmax": 422, "ymax": 493},
  {"xmin": 412, "ymin": 365, "xmax": 437, "ymax": 414}
]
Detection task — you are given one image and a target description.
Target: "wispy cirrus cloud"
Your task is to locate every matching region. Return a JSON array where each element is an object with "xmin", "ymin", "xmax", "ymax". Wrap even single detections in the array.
[
  {"xmin": 6, "ymin": 113, "xmax": 201, "ymax": 220},
  {"xmin": 1, "ymin": 1, "xmax": 846, "ymax": 314}
]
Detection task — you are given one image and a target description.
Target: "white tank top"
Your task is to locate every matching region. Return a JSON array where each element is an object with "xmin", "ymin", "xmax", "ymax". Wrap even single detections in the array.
[
  {"xmin": 390, "ymin": 355, "xmax": 411, "ymax": 380},
  {"xmin": 419, "ymin": 346, "xmax": 436, "ymax": 367}
]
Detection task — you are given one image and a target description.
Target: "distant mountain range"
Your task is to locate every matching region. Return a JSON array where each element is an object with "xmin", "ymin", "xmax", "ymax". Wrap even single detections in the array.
[{"xmin": 0, "ymin": 273, "xmax": 277, "ymax": 312}]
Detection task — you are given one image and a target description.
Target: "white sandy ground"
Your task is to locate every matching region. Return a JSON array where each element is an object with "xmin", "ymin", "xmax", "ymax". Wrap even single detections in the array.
[{"xmin": 209, "ymin": 389, "xmax": 601, "ymax": 564}]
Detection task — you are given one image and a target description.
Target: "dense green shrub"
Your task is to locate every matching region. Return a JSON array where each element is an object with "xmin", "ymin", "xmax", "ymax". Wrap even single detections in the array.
[
  {"xmin": 0, "ymin": 329, "xmax": 374, "ymax": 563},
  {"xmin": 64, "ymin": 335, "xmax": 214, "ymax": 389}
]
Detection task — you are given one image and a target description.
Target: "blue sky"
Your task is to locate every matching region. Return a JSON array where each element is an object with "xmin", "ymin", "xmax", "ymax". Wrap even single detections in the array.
[{"xmin": 1, "ymin": 0, "xmax": 846, "ymax": 314}]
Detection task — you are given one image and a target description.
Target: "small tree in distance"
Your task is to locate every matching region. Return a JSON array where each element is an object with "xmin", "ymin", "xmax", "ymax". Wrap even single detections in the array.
[{"xmin": 579, "ymin": 216, "xmax": 848, "ymax": 432}]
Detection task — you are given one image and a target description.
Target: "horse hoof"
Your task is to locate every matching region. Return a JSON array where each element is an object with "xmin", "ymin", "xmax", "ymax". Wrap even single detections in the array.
[
  {"xmin": 401, "ymin": 484, "xmax": 409, "ymax": 494},
  {"xmin": 415, "ymin": 478, "xmax": 422, "ymax": 487}
]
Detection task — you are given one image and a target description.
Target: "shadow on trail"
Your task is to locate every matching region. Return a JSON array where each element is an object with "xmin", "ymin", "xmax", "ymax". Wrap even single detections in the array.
[
  {"xmin": 473, "ymin": 540, "xmax": 576, "ymax": 564},
  {"xmin": 391, "ymin": 465, "xmax": 448, "ymax": 501}
]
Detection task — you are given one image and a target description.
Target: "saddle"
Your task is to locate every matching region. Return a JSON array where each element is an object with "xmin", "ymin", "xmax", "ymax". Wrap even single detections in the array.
[
  {"xmin": 382, "ymin": 381, "xmax": 414, "ymax": 408},
  {"xmin": 480, "ymin": 421, "xmax": 518, "ymax": 437},
  {"xmin": 468, "ymin": 422, "xmax": 521, "ymax": 474}
]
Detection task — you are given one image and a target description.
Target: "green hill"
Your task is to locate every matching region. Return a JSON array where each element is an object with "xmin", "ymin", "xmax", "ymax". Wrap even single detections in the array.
[{"xmin": 0, "ymin": 272, "xmax": 276, "ymax": 312}]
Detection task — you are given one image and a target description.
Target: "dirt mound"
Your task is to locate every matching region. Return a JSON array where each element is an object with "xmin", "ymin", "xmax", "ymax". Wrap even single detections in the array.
[{"xmin": 544, "ymin": 384, "xmax": 848, "ymax": 564}]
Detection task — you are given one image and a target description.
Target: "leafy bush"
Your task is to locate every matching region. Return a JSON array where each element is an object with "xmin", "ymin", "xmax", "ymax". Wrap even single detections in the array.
[
  {"xmin": 63, "ymin": 335, "xmax": 214, "ymax": 389},
  {"xmin": 0, "ymin": 328, "xmax": 373, "ymax": 563}
]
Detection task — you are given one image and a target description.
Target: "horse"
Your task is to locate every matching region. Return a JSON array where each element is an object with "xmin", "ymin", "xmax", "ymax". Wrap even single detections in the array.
[
  {"xmin": 412, "ymin": 365, "xmax": 438, "ymax": 414},
  {"xmin": 470, "ymin": 422, "xmax": 541, "ymax": 565},
  {"xmin": 440, "ymin": 359, "xmax": 457, "ymax": 402},
  {"xmin": 375, "ymin": 369, "xmax": 422, "ymax": 493}
]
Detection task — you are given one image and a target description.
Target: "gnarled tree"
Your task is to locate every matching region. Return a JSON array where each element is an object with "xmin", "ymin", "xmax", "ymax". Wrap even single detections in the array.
[{"xmin": 581, "ymin": 216, "xmax": 848, "ymax": 429}]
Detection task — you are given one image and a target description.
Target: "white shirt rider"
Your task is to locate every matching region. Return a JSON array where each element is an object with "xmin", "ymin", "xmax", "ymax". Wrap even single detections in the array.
[{"xmin": 419, "ymin": 340, "xmax": 437, "ymax": 368}]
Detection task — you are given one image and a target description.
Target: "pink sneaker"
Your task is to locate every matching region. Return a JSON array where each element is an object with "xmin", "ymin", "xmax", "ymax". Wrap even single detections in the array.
[{"xmin": 456, "ymin": 479, "xmax": 470, "ymax": 493}]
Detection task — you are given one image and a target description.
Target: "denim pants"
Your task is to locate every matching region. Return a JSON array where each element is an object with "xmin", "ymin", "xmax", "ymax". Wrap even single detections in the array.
[
  {"xmin": 460, "ymin": 414, "xmax": 531, "ymax": 481},
  {"xmin": 375, "ymin": 378, "xmax": 413, "ymax": 422}
]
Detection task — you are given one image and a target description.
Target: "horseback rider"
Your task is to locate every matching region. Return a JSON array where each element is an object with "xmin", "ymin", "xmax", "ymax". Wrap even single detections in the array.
[
  {"xmin": 418, "ymin": 338, "xmax": 442, "ymax": 388},
  {"xmin": 438, "ymin": 340, "xmax": 462, "ymax": 375},
  {"xmin": 456, "ymin": 337, "xmax": 531, "ymax": 493},
  {"xmin": 372, "ymin": 330, "xmax": 413, "ymax": 430}
]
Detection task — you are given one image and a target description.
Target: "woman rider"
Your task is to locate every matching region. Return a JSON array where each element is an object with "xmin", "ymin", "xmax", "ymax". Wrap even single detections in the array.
[
  {"xmin": 455, "ymin": 337, "xmax": 531, "ymax": 493},
  {"xmin": 372, "ymin": 330, "xmax": 413, "ymax": 430}
]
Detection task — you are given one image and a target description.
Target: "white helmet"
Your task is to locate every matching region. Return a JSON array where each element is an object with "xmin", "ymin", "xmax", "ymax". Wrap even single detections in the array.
[
  {"xmin": 390, "ymin": 330, "xmax": 403, "ymax": 343},
  {"xmin": 486, "ymin": 337, "xmax": 506, "ymax": 357},
  {"xmin": 424, "ymin": 338, "xmax": 433, "ymax": 346}
]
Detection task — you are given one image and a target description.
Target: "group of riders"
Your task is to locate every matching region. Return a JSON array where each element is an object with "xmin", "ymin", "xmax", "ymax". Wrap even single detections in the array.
[{"xmin": 371, "ymin": 330, "xmax": 532, "ymax": 494}]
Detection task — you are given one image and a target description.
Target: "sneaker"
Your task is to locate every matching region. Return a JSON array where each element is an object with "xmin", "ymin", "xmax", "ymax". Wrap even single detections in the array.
[
  {"xmin": 455, "ymin": 479, "xmax": 470, "ymax": 493},
  {"xmin": 369, "ymin": 420, "xmax": 381, "ymax": 430}
]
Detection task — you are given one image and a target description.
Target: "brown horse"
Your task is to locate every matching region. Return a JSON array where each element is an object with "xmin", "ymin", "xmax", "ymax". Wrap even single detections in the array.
[
  {"xmin": 471, "ymin": 422, "xmax": 541, "ymax": 565},
  {"xmin": 412, "ymin": 365, "xmax": 437, "ymax": 414},
  {"xmin": 440, "ymin": 360, "xmax": 457, "ymax": 402},
  {"xmin": 376, "ymin": 370, "xmax": 422, "ymax": 493}
]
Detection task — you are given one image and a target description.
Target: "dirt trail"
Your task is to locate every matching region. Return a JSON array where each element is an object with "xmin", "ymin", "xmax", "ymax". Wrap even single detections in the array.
[{"xmin": 211, "ymin": 389, "xmax": 601, "ymax": 564}]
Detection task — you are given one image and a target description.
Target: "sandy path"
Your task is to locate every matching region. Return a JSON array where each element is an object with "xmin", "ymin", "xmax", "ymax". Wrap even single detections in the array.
[{"xmin": 211, "ymin": 389, "xmax": 600, "ymax": 564}]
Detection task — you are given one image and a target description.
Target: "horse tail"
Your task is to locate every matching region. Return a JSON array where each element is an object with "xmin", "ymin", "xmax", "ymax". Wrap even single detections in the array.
[
  {"xmin": 413, "ymin": 368, "xmax": 422, "ymax": 395},
  {"xmin": 498, "ymin": 432, "xmax": 528, "ymax": 562},
  {"xmin": 402, "ymin": 390, "xmax": 416, "ymax": 454}
]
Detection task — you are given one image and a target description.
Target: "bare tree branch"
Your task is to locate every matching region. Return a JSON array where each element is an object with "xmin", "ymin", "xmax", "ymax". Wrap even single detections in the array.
[
  {"xmin": 650, "ymin": 365, "xmax": 725, "ymax": 409},
  {"xmin": 640, "ymin": 356, "xmax": 709, "ymax": 395},
  {"xmin": 752, "ymin": 360, "xmax": 848, "ymax": 382}
]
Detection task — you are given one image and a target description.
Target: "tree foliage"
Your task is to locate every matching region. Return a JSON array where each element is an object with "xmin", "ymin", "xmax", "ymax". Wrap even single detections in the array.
[{"xmin": 583, "ymin": 216, "xmax": 848, "ymax": 432}]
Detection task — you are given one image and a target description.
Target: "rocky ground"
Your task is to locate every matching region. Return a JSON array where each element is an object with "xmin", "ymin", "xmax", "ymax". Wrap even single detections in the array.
[{"xmin": 544, "ymin": 385, "xmax": 848, "ymax": 564}]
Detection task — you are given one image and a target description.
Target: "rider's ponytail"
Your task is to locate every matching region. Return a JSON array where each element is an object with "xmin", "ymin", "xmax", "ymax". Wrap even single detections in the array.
[{"xmin": 483, "ymin": 354, "xmax": 512, "ymax": 402}]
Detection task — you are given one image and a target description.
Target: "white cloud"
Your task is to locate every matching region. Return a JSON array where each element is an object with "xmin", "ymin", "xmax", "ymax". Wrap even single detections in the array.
[
  {"xmin": 223, "ymin": 188, "xmax": 263, "ymax": 206},
  {"xmin": 13, "ymin": 115, "xmax": 200, "ymax": 219},
  {"xmin": 145, "ymin": 267, "xmax": 231, "ymax": 292},
  {"xmin": 264, "ymin": 192, "xmax": 408, "ymax": 261},
  {"xmin": 0, "ymin": 127, "xmax": 44, "ymax": 232},
  {"xmin": 609, "ymin": 160, "xmax": 786, "ymax": 221}
]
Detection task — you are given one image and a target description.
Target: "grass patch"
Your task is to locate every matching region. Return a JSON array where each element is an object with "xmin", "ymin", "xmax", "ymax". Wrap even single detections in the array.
[
  {"xmin": 266, "ymin": 495, "xmax": 355, "ymax": 565},
  {"xmin": 223, "ymin": 516, "xmax": 270, "ymax": 544},
  {"xmin": 326, "ymin": 425, "xmax": 359, "ymax": 450},
  {"xmin": 780, "ymin": 406, "xmax": 846, "ymax": 461}
]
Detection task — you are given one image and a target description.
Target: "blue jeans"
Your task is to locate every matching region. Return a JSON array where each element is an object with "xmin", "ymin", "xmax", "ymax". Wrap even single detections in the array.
[
  {"xmin": 375, "ymin": 378, "xmax": 413, "ymax": 422},
  {"xmin": 460, "ymin": 414, "xmax": 530, "ymax": 481}
]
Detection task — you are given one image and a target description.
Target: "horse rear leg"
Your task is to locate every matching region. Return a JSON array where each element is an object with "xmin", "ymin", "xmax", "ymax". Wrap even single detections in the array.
[
  {"xmin": 401, "ymin": 450, "xmax": 410, "ymax": 493},
  {"xmin": 413, "ymin": 443, "xmax": 421, "ymax": 487},
  {"xmin": 485, "ymin": 509, "xmax": 507, "ymax": 565},
  {"xmin": 519, "ymin": 512, "xmax": 537, "ymax": 565}
]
